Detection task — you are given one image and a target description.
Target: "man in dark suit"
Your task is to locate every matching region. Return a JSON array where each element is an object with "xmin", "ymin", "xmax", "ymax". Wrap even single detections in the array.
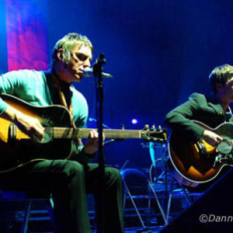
[
  {"xmin": 165, "ymin": 64, "xmax": 233, "ymax": 188},
  {"xmin": 163, "ymin": 63, "xmax": 233, "ymax": 233}
]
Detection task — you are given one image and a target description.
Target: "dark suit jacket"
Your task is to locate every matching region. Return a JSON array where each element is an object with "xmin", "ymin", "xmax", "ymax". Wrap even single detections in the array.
[{"xmin": 165, "ymin": 92, "xmax": 233, "ymax": 142}]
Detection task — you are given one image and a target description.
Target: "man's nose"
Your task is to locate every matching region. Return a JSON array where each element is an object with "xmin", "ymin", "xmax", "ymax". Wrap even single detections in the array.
[{"xmin": 83, "ymin": 59, "xmax": 91, "ymax": 67}]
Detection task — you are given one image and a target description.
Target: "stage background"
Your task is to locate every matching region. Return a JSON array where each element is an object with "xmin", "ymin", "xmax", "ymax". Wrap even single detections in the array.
[{"xmin": 1, "ymin": 0, "xmax": 233, "ymax": 168}]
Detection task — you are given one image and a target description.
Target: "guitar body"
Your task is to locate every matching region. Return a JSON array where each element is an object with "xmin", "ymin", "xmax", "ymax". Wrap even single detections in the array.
[
  {"xmin": 0, "ymin": 94, "xmax": 73, "ymax": 173},
  {"xmin": 168, "ymin": 121, "xmax": 233, "ymax": 187},
  {"xmin": 0, "ymin": 94, "xmax": 167, "ymax": 173}
]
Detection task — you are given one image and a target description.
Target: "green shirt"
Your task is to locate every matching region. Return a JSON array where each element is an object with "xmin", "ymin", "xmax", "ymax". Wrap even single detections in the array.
[{"xmin": 0, "ymin": 69, "xmax": 88, "ymax": 127}]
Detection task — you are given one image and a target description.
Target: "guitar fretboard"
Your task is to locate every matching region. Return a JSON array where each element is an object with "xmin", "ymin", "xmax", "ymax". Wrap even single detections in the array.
[{"xmin": 48, "ymin": 128, "xmax": 142, "ymax": 139}]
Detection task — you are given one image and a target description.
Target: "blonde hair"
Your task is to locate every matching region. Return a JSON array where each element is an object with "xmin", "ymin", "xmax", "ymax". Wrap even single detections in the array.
[{"xmin": 51, "ymin": 32, "xmax": 93, "ymax": 66}]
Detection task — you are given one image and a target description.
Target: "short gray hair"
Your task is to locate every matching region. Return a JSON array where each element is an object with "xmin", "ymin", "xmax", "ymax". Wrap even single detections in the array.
[{"xmin": 51, "ymin": 32, "xmax": 93, "ymax": 66}]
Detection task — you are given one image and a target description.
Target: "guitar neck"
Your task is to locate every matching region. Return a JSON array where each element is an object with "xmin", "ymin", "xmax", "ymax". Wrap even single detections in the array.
[
  {"xmin": 0, "ymin": 94, "xmax": 166, "ymax": 143},
  {"xmin": 50, "ymin": 128, "xmax": 142, "ymax": 139}
]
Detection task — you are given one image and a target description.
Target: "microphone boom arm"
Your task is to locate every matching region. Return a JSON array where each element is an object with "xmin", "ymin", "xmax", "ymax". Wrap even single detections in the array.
[{"xmin": 83, "ymin": 67, "xmax": 113, "ymax": 78}]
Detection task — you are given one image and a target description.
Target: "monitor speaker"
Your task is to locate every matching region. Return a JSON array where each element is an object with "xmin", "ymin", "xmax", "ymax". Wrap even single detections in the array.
[{"xmin": 160, "ymin": 168, "xmax": 233, "ymax": 233}]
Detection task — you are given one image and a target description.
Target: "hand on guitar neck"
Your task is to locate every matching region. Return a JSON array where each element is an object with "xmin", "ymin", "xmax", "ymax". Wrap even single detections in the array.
[
  {"xmin": 82, "ymin": 130, "xmax": 105, "ymax": 155},
  {"xmin": 202, "ymin": 129, "xmax": 223, "ymax": 147}
]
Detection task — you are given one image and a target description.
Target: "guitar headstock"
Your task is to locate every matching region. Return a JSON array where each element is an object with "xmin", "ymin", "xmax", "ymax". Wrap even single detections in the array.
[{"xmin": 141, "ymin": 125, "xmax": 167, "ymax": 143}]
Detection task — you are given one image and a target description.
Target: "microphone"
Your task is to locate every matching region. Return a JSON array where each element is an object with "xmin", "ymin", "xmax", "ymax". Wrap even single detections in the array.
[{"xmin": 83, "ymin": 67, "xmax": 113, "ymax": 78}]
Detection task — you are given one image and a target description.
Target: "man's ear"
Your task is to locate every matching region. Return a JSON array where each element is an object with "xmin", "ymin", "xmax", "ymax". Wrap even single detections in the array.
[
  {"xmin": 57, "ymin": 48, "xmax": 63, "ymax": 61},
  {"xmin": 216, "ymin": 83, "xmax": 223, "ymax": 93}
]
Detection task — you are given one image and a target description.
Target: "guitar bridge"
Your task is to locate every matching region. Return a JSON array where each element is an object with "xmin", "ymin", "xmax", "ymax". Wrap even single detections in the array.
[
  {"xmin": 196, "ymin": 140, "xmax": 207, "ymax": 156},
  {"xmin": 8, "ymin": 123, "xmax": 17, "ymax": 143}
]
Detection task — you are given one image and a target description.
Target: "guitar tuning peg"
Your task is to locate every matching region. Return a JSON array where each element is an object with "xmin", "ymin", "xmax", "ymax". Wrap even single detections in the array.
[
  {"xmin": 144, "ymin": 125, "xmax": 149, "ymax": 130},
  {"xmin": 150, "ymin": 125, "xmax": 155, "ymax": 130},
  {"xmin": 158, "ymin": 125, "xmax": 162, "ymax": 130}
]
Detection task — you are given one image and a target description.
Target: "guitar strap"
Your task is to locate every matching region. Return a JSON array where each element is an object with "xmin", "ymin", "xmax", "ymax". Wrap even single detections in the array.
[{"xmin": 46, "ymin": 70, "xmax": 76, "ymax": 129}]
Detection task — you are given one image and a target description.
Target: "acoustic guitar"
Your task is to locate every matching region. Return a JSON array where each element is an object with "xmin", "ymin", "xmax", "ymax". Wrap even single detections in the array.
[
  {"xmin": 168, "ymin": 121, "xmax": 233, "ymax": 187},
  {"xmin": 0, "ymin": 94, "xmax": 167, "ymax": 173}
]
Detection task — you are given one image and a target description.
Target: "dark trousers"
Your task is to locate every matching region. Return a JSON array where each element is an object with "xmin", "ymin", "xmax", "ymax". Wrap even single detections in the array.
[{"xmin": 0, "ymin": 160, "xmax": 125, "ymax": 233}]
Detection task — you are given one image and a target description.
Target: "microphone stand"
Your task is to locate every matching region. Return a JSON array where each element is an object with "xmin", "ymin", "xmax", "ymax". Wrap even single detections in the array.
[{"xmin": 93, "ymin": 53, "xmax": 107, "ymax": 233}]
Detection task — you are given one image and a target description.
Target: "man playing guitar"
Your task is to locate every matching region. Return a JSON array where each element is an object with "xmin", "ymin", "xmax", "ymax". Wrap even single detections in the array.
[
  {"xmin": 0, "ymin": 33, "xmax": 125, "ymax": 233},
  {"xmin": 165, "ymin": 64, "xmax": 233, "ymax": 188}
]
